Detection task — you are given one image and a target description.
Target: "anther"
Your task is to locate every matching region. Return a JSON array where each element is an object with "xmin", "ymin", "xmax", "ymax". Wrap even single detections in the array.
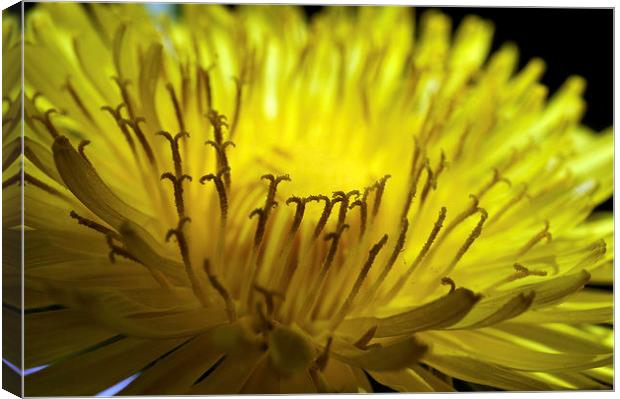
[
  {"xmin": 332, "ymin": 234, "xmax": 389, "ymax": 326},
  {"xmin": 250, "ymin": 174, "xmax": 291, "ymax": 249},
  {"xmin": 387, "ymin": 208, "xmax": 447, "ymax": 299},
  {"xmin": 432, "ymin": 151, "xmax": 447, "ymax": 190},
  {"xmin": 354, "ymin": 326, "xmax": 377, "ymax": 350},
  {"xmin": 204, "ymin": 259, "xmax": 236, "ymax": 322},
  {"xmin": 207, "ymin": 109, "xmax": 229, "ymax": 144},
  {"xmin": 111, "ymin": 76, "xmax": 135, "ymax": 119},
  {"xmin": 253, "ymin": 284, "xmax": 284, "ymax": 316},
  {"xmin": 349, "ymin": 199, "xmax": 368, "ymax": 240},
  {"xmin": 200, "ymin": 167, "xmax": 230, "ymax": 225},
  {"xmin": 229, "ymin": 77, "xmax": 244, "ymax": 139},
  {"xmin": 69, "ymin": 210, "xmax": 120, "ymax": 239},
  {"xmin": 198, "ymin": 66, "xmax": 214, "ymax": 112},
  {"xmin": 205, "ymin": 138, "xmax": 235, "ymax": 188},
  {"xmin": 314, "ymin": 337, "xmax": 333, "ymax": 372},
  {"xmin": 31, "ymin": 109, "xmax": 60, "ymax": 139},
  {"xmin": 332, "ymin": 190, "xmax": 359, "ymax": 228},
  {"xmin": 371, "ymin": 219, "xmax": 409, "ymax": 293},
  {"xmin": 310, "ymin": 195, "xmax": 334, "ymax": 240},
  {"xmin": 165, "ymin": 83, "xmax": 186, "ymax": 134},
  {"xmin": 77, "ymin": 140, "xmax": 92, "ymax": 163},
  {"xmin": 62, "ymin": 77, "xmax": 94, "ymax": 122},
  {"xmin": 122, "ymin": 117, "xmax": 157, "ymax": 166},
  {"xmin": 517, "ymin": 221, "xmax": 552, "ymax": 257},
  {"xmin": 372, "ymin": 175, "xmax": 392, "ymax": 217},
  {"xmin": 286, "ymin": 196, "xmax": 310, "ymax": 237},
  {"xmin": 476, "ymin": 168, "xmax": 512, "ymax": 199},
  {"xmin": 101, "ymin": 104, "xmax": 136, "ymax": 153},
  {"xmin": 157, "ymin": 130, "xmax": 189, "ymax": 179},
  {"xmin": 441, "ymin": 277, "xmax": 456, "ymax": 293},
  {"xmin": 161, "ymin": 172, "xmax": 192, "ymax": 218},
  {"xmin": 444, "ymin": 208, "xmax": 489, "ymax": 276},
  {"xmin": 418, "ymin": 159, "xmax": 434, "ymax": 206}
]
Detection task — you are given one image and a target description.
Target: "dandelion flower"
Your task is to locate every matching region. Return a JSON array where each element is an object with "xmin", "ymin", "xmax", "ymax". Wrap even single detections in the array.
[{"xmin": 3, "ymin": 3, "xmax": 613, "ymax": 395}]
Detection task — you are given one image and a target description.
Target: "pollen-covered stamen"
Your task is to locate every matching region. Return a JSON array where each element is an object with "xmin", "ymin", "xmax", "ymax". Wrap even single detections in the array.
[
  {"xmin": 106, "ymin": 234, "xmax": 139, "ymax": 263},
  {"xmin": 253, "ymin": 284, "xmax": 284, "ymax": 316},
  {"xmin": 516, "ymin": 221, "xmax": 552, "ymax": 257},
  {"xmin": 431, "ymin": 151, "xmax": 447, "ymax": 190},
  {"xmin": 197, "ymin": 66, "xmax": 214, "ymax": 113},
  {"xmin": 348, "ymin": 199, "xmax": 368, "ymax": 240},
  {"xmin": 77, "ymin": 140, "xmax": 92, "ymax": 163},
  {"xmin": 229, "ymin": 77, "xmax": 244, "ymax": 139},
  {"xmin": 441, "ymin": 277, "xmax": 456, "ymax": 293},
  {"xmin": 370, "ymin": 174, "xmax": 392, "ymax": 218},
  {"xmin": 62, "ymin": 77, "xmax": 94, "ymax": 122},
  {"xmin": 301, "ymin": 224, "xmax": 350, "ymax": 318},
  {"xmin": 310, "ymin": 195, "xmax": 334, "ymax": 240},
  {"xmin": 353, "ymin": 325, "xmax": 378, "ymax": 350},
  {"xmin": 165, "ymin": 83, "xmax": 187, "ymax": 134},
  {"xmin": 488, "ymin": 183, "xmax": 531, "ymax": 225},
  {"xmin": 161, "ymin": 172, "xmax": 193, "ymax": 218},
  {"xmin": 313, "ymin": 336, "xmax": 333, "ymax": 372},
  {"xmin": 385, "ymin": 207, "xmax": 447, "ymax": 301},
  {"xmin": 121, "ymin": 117, "xmax": 157, "ymax": 167},
  {"xmin": 69, "ymin": 210, "xmax": 120, "ymax": 239},
  {"xmin": 200, "ymin": 166, "xmax": 230, "ymax": 226},
  {"xmin": 250, "ymin": 174, "xmax": 291, "ymax": 249},
  {"xmin": 486, "ymin": 263, "xmax": 548, "ymax": 292},
  {"xmin": 112, "ymin": 76, "xmax": 136, "ymax": 119},
  {"xmin": 401, "ymin": 151, "xmax": 427, "ymax": 221},
  {"xmin": 444, "ymin": 208, "xmax": 488, "ymax": 274},
  {"xmin": 285, "ymin": 196, "xmax": 311, "ymax": 237},
  {"xmin": 418, "ymin": 159, "xmax": 434, "ymax": 206},
  {"xmin": 367, "ymin": 219, "xmax": 409, "ymax": 300},
  {"xmin": 332, "ymin": 190, "xmax": 360, "ymax": 228},
  {"xmin": 157, "ymin": 131, "xmax": 189, "ymax": 179},
  {"xmin": 101, "ymin": 104, "xmax": 137, "ymax": 154},
  {"xmin": 204, "ymin": 259, "xmax": 236, "ymax": 322},
  {"xmin": 331, "ymin": 234, "xmax": 389, "ymax": 328},
  {"xmin": 476, "ymin": 168, "xmax": 512, "ymax": 200},
  {"xmin": 204, "ymin": 140, "xmax": 235, "ymax": 187},
  {"xmin": 166, "ymin": 217, "xmax": 208, "ymax": 306},
  {"xmin": 207, "ymin": 109, "xmax": 228, "ymax": 145},
  {"xmin": 31, "ymin": 109, "xmax": 60, "ymax": 139}
]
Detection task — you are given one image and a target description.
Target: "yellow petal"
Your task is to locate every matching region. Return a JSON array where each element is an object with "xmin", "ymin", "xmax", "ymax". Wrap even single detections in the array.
[{"xmin": 331, "ymin": 336, "xmax": 427, "ymax": 371}]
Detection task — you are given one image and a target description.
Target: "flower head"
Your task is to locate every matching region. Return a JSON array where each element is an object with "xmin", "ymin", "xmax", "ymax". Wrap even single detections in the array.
[{"xmin": 4, "ymin": 3, "xmax": 613, "ymax": 395}]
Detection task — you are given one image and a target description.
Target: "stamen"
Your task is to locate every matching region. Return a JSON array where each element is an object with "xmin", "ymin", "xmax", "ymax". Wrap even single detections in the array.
[
  {"xmin": 320, "ymin": 224, "xmax": 350, "ymax": 279},
  {"xmin": 157, "ymin": 131, "xmax": 189, "ymax": 179},
  {"xmin": 204, "ymin": 140, "xmax": 235, "ymax": 188},
  {"xmin": 476, "ymin": 168, "xmax": 512, "ymax": 200},
  {"xmin": 166, "ymin": 217, "xmax": 208, "ymax": 306},
  {"xmin": 310, "ymin": 195, "xmax": 334, "ymax": 240},
  {"xmin": 204, "ymin": 259, "xmax": 236, "ymax": 322},
  {"xmin": 112, "ymin": 76, "xmax": 136, "ymax": 119},
  {"xmin": 106, "ymin": 235, "xmax": 140, "ymax": 264},
  {"xmin": 354, "ymin": 326, "xmax": 378, "ymax": 350},
  {"xmin": 253, "ymin": 284, "xmax": 284, "ymax": 316},
  {"xmin": 441, "ymin": 277, "xmax": 456, "ymax": 293},
  {"xmin": 229, "ymin": 77, "xmax": 243, "ymax": 139},
  {"xmin": 371, "ymin": 174, "xmax": 392, "ymax": 218},
  {"xmin": 332, "ymin": 234, "xmax": 389, "ymax": 328},
  {"xmin": 77, "ymin": 140, "xmax": 91, "ymax": 163},
  {"xmin": 418, "ymin": 160, "xmax": 434, "ymax": 206},
  {"xmin": 62, "ymin": 77, "xmax": 94, "ymax": 122},
  {"xmin": 517, "ymin": 221, "xmax": 552, "ymax": 257},
  {"xmin": 332, "ymin": 190, "xmax": 360, "ymax": 228},
  {"xmin": 31, "ymin": 109, "xmax": 60, "ymax": 139},
  {"xmin": 101, "ymin": 104, "xmax": 136, "ymax": 154},
  {"xmin": 121, "ymin": 117, "xmax": 157, "ymax": 167},
  {"xmin": 165, "ymin": 83, "xmax": 186, "ymax": 134},
  {"xmin": 348, "ymin": 199, "xmax": 368, "ymax": 240},
  {"xmin": 453, "ymin": 125, "xmax": 471, "ymax": 162},
  {"xmin": 161, "ymin": 172, "xmax": 193, "ymax": 218},
  {"xmin": 401, "ymin": 151, "xmax": 427, "ymax": 221},
  {"xmin": 444, "ymin": 208, "xmax": 489, "ymax": 276},
  {"xmin": 432, "ymin": 151, "xmax": 447, "ymax": 190},
  {"xmin": 207, "ymin": 109, "xmax": 228, "ymax": 145},
  {"xmin": 285, "ymin": 196, "xmax": 310, "ymax": 237},
  {"xmin": 386, "ymin": 207, "xmax": 447, "ymax": 299},
  {"xmin": 369, "ymin": 219, "xmax": 409, "ymax": 295},
  {"xmin": 200, "ymin": 167, "xmax": 230, "ymax": 226},
  {"xmin": 250, "ymin": 174, "xmax": 291, "ymax": 249},
  {"xmin": 314, "ymin": 337, "xmax": 333, "ymax": 372},
  {"xmin": 486, "ymin": 263, "xmax": 548, "ymax": 291},
  {"xmin": 69, "ymin": 210, "xmax": 120, "ymax": 239},
  {"xmin": 198, "ymin": 66, "xmax": 214, "ymax": 112},
  {"xmin": 488, "ymin": 183, "xmax": 530, "ymax": 225}
]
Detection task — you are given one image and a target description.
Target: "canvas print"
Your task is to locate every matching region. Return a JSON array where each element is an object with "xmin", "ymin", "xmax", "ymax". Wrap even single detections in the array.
[{"xmin": 2, "ymin": 1, "xmax": 613, "ymax": 396}]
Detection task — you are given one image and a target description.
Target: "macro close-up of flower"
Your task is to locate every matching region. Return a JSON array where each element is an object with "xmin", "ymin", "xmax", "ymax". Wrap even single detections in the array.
[{"xmin": 1, "ymin": 2, "xmax": 614, "ymax": 395}]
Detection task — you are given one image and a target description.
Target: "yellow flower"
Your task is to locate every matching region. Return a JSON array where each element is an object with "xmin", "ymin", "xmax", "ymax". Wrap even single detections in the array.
[{"xmin": 3, "ymin": 3, "xmax": 613, "ymax": 395}]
